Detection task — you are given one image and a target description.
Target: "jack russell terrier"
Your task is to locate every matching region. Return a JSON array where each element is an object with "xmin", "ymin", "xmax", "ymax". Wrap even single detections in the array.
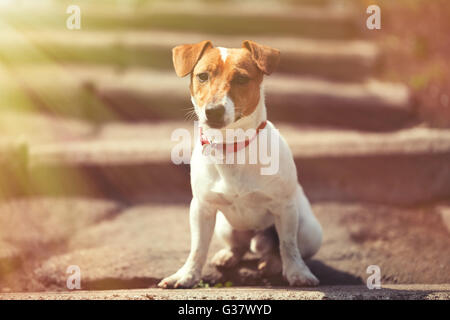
[{"xmin": 158, "ymin": 40, "xmax": 322, "ymax": 288}]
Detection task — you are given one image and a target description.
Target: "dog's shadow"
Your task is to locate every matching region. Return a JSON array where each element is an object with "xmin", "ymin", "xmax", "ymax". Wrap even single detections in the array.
[{"xmin": 203, "ymin": 258, "xmax": 362, "ymax": 286}]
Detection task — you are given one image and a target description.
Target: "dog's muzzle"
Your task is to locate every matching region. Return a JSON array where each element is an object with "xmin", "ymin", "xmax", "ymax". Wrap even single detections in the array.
[{"xmin": 205, "ymin": 104, "xmax": 225, "ymax": 128}]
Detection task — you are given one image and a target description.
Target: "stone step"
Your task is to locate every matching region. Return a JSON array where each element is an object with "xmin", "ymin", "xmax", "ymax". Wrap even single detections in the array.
[
  {"xmin": 2, "ymin": 285, "xmax": 450, "ymax": 300},
  {"xmin": 0, "ymin": 66, "xmax": 414, "ymax": 131},
  {"xmin": 0, "ymin": 30, "xmax": 378, "ymax": 81},
  {"xmin": 0, "ymin": 111, "xmax": 97, "ymax": 199},
  {"xmin": 0, "ymin": 197, "xmax": 123, "ymax": 290},
  {"xmin": 15, "ymin": 120, "xmax": 450, "ymax": 206},
  {"xmin": 1, "ymin": 1, "xmax": 360, "ymax": 39},
  {"xmin": 2, "ymin": 200, "xmax": 449, "ymax": 292}
]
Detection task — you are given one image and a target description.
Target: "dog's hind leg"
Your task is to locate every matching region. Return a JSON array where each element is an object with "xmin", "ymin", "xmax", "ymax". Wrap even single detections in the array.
[{"xmin": 212, "ymin": 211, "xmax": 254, "ymax": 268}]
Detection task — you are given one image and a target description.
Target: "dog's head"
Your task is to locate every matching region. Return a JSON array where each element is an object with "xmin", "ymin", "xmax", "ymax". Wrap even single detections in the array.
[{"xmin": 172, "ymin": 40, "xmax": 280, "ymax": 129}]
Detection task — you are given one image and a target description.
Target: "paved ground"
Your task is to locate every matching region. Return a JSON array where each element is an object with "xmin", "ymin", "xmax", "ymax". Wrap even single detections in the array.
[
  {"xmin": 1, "ymin": 200, "xmax": 449, "ymax": 294},
  {"xmin": 1, "ymin": 285, "xmax": 449, "ymax": 300}
]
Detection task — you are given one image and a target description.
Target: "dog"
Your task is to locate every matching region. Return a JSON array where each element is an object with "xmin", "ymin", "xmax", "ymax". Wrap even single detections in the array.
[{"xmin": 158, "ymin": 40, "xmax": 322, "ymax": 289}]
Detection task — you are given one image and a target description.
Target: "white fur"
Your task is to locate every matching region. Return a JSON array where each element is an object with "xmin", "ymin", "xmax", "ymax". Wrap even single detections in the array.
[
  {"xmin": 218, "ymin": 47, "xmax": 228, "ymax": 63},
  {"xmin": 159, "ymin": 54, "xmax": 323, "ymax": 289}
]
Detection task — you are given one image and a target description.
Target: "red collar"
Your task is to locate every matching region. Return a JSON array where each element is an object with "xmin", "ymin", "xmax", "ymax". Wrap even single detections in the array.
[{"xmin": 200, "ymin": 121, "xmax": 267, "ymax": 153}]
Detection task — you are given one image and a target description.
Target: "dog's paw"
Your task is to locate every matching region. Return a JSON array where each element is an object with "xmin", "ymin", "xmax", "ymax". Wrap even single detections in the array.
[
  {"xmin": 158, "ymin": 271, "xmax": 200, "ymax": 289},
  {"xmin": 284, "ymin": 265, "xmax": 319, "ymax": 287},
  {"xmin": 211, "ymin": 248, "xmax": 241, "ymax": 268},
  {"xmin": 258, "ymin": 254, "xmax": 282, "ymax": 276}
]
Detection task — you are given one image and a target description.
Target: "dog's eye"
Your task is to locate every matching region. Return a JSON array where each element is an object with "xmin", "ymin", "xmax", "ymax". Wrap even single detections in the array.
[
  {"xmin": 197, "ymin": 73, "xmax": 209, "ymax": 83},
  {"xmin": 234, "ymin": 75, "xmax": 250, "ymax": 85}
]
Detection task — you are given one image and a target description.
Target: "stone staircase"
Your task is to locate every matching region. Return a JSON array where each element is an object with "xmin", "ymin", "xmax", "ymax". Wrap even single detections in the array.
[{"xmin": 1, "ymin": 0, "xmax": 449, "ymax": 292}]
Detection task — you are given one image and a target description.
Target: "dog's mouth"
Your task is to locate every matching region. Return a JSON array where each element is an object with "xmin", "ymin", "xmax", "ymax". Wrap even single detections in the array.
[
  {"xmin": 203, "ymin": 113, "xmax": 244, "ymax": 129},
  {"xmin": 205, "ymin": 120, "xmax": 225, "ymax": 129}
]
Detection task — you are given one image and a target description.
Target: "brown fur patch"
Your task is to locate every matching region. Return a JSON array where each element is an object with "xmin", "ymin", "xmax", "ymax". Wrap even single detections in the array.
[{"xmin": 191, "ymin": 47, "xmax": 264, "ymax": 118}]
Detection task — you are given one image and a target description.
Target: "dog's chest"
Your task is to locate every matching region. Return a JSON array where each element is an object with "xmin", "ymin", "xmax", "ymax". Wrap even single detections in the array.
[{"xmin": 204, "ymin": 169, "xmax": 276, "ymax": 230}]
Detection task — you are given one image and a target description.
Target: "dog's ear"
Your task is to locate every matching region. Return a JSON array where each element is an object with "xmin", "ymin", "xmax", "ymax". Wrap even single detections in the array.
[
  {"xmin": 172, "ymin": 40, "xmax": 213, "ymax": 77},
  {"xmin": 242, "ymin": 40, "xmax": 280, "ymax": 75}
]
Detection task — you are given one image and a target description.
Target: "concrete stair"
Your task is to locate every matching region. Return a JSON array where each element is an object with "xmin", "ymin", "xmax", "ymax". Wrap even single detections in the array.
[
  {"xmin": 2, "ymin": 116, "xmax": 447, "ymax": 205},
  {"xmin": 1, "ymin": 200, "xmax": 449, "ymax": 292},
  {"xmin": 0, "ymin": 30, "xmax": 378, "ymax": 81},
  {"xmin": 1, "ymin": 1, "xmax": 360, "ymax": 39},
  {"xmin": 3, "ymin": 285, "xmax": 450, "ymax": 300},
  {"xmin": 0, "ymin": 66, "xmax": 414, "ymax": 131}
]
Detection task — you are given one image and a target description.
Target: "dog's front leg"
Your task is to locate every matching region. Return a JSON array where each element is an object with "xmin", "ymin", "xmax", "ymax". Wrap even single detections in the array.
[
  {"xmin": 274, "ymin": 201, "xmax": 319, "ymax": 287},
  {"xmin": 158, "ymin": 197, "xmax": 216, "ymax": 289}
]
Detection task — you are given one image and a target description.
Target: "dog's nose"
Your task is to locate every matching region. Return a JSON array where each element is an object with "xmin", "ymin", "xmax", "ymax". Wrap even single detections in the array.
[{"xmin": 205, "ymin": 105, "xmax": 225, "ymax": 123}]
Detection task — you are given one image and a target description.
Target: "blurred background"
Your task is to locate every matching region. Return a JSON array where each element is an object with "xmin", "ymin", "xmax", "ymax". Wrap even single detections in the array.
[{"xmin": 0, "ymin": 0, "xmax": 449, "ymax": 293}]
